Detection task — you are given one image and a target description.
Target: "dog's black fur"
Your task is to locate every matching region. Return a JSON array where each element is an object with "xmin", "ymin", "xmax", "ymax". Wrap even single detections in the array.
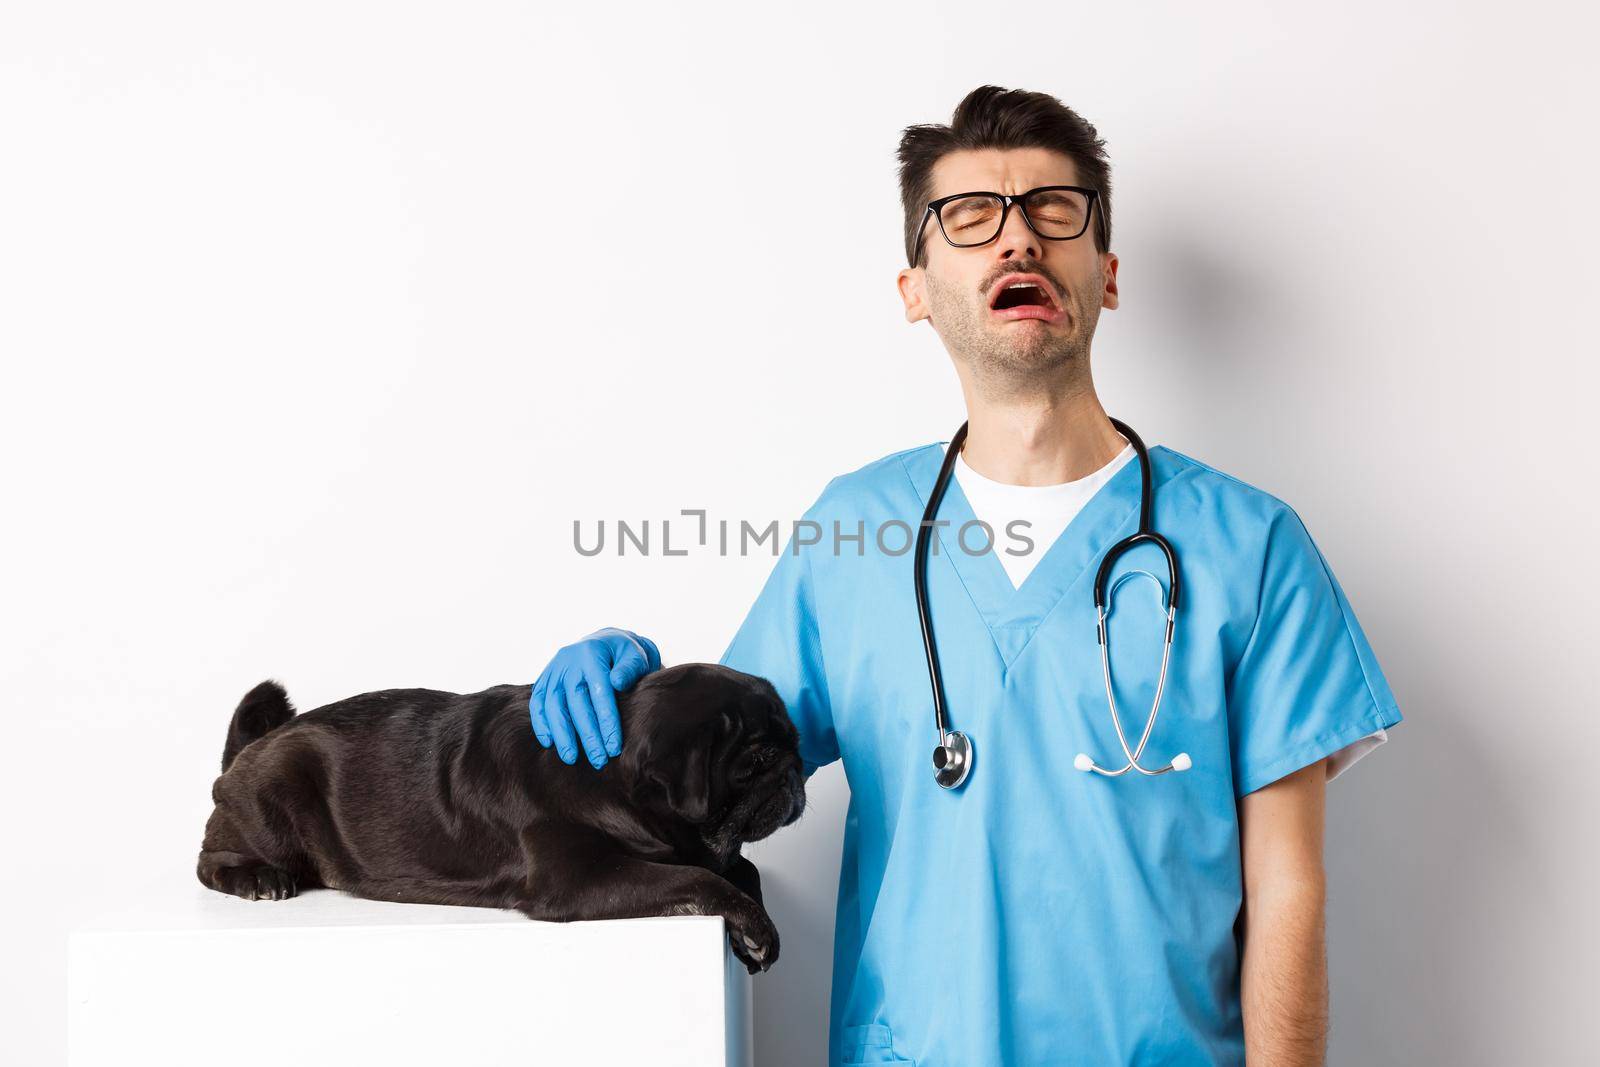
[{"xmin": 197, "ymin": 663, "xmax": 805, "ymax": 972}]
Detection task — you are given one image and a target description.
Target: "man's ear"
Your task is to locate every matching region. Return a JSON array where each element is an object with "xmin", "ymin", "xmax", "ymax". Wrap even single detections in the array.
[
  {"xmin": 898, "ymin": 266, "xmax": 930, "ymax": 323},
  {"xmin": 1100, "ymin": 250, "xmax": 1119, "ymax": 310}
]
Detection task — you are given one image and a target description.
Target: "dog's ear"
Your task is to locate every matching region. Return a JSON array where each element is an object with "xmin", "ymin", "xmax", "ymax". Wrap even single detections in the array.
[
  {"xmin": 624, "ymin": 666, "xmax": 749, "ymax": 825},
  {"xmin": 637, "ymin": 704, "xmax": 738, "ymax": 825},
  {"xmin": 648, "ymin": 733, "xmax": 712, "ymax": 824}
]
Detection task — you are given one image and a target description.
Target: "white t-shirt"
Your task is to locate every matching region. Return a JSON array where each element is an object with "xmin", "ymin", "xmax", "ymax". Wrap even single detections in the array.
[
  {"xmin": 949, "ymin": 438, "xmax": 1387, "ymax": 782},
  {"xmin": 953, "ymin": 441, "xmax": 1136, "ymax": 590}
]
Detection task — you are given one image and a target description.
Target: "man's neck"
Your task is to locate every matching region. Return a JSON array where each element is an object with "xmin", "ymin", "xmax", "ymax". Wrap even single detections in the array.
[{"xmin": 956, "ymin": 381, "xmax": 1127, "ymax": 487}]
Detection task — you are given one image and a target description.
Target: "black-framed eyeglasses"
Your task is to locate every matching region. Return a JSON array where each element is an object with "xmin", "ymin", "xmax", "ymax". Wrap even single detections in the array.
[{"xmin": 910, "ymin": 184, "xmax": 1100, "ymax": 266}]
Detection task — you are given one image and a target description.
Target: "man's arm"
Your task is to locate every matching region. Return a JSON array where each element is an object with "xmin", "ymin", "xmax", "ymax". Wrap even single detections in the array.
[{"xmin": 1238, "ymin": 758, "xmax": 1330, "ymax": 1066}]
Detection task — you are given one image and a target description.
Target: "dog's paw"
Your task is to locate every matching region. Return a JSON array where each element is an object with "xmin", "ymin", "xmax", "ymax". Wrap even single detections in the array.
[
  {"xmin": 214, "ymin": 864, "xmax": 298, "ymax": 901},
  {"xmin": 724, "ymin": 900, "xmax": 780, "ymax": 975}
]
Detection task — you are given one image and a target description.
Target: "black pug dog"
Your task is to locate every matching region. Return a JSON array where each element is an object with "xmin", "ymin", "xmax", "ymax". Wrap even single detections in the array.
[{"xmin": 196, "ymin": 662, "xmax": 805, "ymax": 973}]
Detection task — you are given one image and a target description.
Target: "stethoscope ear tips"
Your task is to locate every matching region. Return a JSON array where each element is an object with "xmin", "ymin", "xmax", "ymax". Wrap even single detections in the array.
[{"xmin": 1075, "ymin": 752, "xmax": 1193, "ymax": 774}]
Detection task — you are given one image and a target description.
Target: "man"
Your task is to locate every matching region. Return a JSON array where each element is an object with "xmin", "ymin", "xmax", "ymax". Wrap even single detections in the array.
[{"xmin": 530, "ymin": 86, "xmax": 1401, "ymax": 1066}]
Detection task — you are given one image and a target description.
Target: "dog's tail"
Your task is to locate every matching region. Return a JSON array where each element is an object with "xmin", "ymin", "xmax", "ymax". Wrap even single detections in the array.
[{"xmin": 222, "ymin": 680, "xmax": 297, "ymax": 772}]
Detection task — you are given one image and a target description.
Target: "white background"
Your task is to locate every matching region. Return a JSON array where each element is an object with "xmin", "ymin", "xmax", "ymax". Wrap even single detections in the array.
[{"xmin": 3, "ymin": 2, "xmax": 1596, "ymax": 1064}]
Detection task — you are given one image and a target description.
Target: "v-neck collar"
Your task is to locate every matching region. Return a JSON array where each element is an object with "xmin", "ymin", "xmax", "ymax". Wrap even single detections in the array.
[{"xmin": 901, "ymin": 439, "xmax": 1160, "ymax": 669}]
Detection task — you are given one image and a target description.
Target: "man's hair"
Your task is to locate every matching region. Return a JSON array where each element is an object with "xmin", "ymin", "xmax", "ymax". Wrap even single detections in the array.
[{"xmin": 897, "ymin": 85, "xmax": 1113, "ymax": 267}]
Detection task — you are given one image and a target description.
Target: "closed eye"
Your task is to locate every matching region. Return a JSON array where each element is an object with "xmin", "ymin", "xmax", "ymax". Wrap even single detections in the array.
[{"xmin": 740, "ymin": 746, "xmax": 778, "ymax": 777}]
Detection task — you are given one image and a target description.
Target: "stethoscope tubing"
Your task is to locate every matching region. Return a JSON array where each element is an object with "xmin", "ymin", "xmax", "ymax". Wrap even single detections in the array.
[
  {"xmin": 914, "ymin": 420, "xmax": 969, "ymax": 742},
  {"xmin": 919, "ymin": 417, "xmax": 1190, "ymax": 787},
  {"xmin": 1084, "ymin": 582, "xmax": 1183, "ymax": 776}
]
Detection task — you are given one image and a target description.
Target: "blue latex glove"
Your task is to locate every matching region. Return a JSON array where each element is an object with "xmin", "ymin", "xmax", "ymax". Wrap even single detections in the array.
[{"xmin": 530, "ymin": 627, "xmax": 662, "ymax": 768}]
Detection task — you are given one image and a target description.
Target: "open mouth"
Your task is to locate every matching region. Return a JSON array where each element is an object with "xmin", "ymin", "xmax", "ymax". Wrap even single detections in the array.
[{"xmin": 988, "ymin": 274, "xmax": 1065, "ymax": 323}]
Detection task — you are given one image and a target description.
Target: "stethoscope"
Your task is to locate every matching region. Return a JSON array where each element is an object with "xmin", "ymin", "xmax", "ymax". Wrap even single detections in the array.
[{"xmin": 916, "ymin": 418, "xmax": 1193, "ymax": 789}]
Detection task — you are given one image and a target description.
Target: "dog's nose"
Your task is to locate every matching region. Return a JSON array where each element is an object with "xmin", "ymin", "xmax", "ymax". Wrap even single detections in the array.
[{"xmin": 781, "ymin": 771, "xmax": 806, "ymax": 826}]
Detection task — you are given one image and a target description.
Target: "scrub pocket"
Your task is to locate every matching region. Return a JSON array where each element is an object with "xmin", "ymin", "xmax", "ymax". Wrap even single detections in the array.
[{"xmin": 841, "ymin": 1022, "xmax": 916, "ymax": 1065}]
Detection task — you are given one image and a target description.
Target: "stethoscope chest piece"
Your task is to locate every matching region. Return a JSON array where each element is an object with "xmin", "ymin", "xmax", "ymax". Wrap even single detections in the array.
[{"xmin": 933, "ymin": 730, "xmax": 973, "ymax": 790}]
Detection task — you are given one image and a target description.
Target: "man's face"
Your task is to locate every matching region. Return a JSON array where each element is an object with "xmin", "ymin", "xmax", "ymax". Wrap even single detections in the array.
[{"xmin": 897, "ymin": 147, "xmax": 1119, "ymax": 391}]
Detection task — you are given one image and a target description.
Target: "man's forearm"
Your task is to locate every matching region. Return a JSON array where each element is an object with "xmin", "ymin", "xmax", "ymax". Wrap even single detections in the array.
[
  {"xmin": 1238, "ymin": 759, "xmax": 1330, "ymax": 1066},
  {"xmin": 1240, "ymin": 862, "xmax": 1329, "ymax": 1064}
]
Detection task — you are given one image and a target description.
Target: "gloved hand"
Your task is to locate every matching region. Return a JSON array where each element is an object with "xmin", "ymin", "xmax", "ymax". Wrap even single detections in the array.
[{"xmin": 530, "ymin": 627, "xmax": 662, "ymax": 768}]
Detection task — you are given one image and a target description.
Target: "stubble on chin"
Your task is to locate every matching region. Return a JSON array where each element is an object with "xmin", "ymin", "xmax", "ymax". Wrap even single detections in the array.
[{"xmin": 925, "ymin": 269, "xmax": 1102, "ymax": 397}]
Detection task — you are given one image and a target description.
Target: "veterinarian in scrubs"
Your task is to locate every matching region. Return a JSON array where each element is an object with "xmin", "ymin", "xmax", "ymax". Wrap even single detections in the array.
[{"xmin": 531, "ymin": 86, "xmax": 1402, "ymax": 1066}]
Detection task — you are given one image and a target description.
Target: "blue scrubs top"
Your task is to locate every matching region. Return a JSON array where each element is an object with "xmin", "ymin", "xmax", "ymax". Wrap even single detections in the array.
[{"xmin": 719, "ymin": 439, "xmax": 1402, "ymax": 1067}]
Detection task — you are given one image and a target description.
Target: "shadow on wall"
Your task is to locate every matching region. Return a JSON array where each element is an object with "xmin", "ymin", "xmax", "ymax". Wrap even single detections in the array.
[
  {"xmin": 748, "ymin": 761, "xmax": 849, "ymax": 1067},
  {"xmin": 1145, "ymin": 224, "xmax": 1546, "ymax": 1064},
  {"xmin": 1325, "ymin": 678, "xmax": 1531, "ymax": 1066}
]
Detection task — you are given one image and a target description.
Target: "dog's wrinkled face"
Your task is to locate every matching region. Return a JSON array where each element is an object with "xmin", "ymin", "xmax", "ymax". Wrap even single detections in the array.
[{"xmin": 623, "ymin": 663, "xmax": 805, "ymax": 854}]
